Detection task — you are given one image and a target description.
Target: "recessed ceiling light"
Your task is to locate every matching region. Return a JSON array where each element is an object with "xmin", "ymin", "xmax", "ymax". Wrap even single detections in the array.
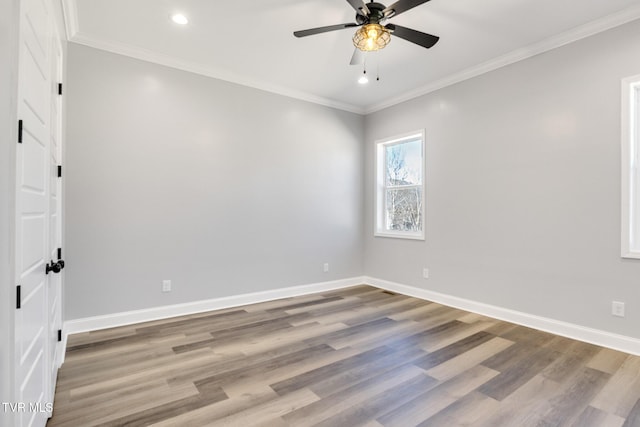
[{"xmin": 171, "ymin": 13, "xmax": 188, "ymax": 25}]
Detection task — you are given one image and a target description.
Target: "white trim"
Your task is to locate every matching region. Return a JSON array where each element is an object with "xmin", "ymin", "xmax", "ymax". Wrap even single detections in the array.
[
  {"xmin": 374, "ymin": 130, "xmax": 426, "ymax": 240},
  {"xmin": 621, "ymin": 75, "xmax": 640, "ymax": 259},
  {"xmin": 61, "ymin": 276, "xmax": 365, "ymax": 361},
  {"xmin": 363, "ymin": 277, "xmax": 640, "ymax": 356},
  {"xmin": 67, "ymin": 32, "xmax": 365, "ymax": 115},
  {"xmin": 61, "ymin": 2, "xmax": 640, "ymax": 115},
  {"xmin": 60, "ymin": 0, "xmax": 78, "ymax": 41},
  {"xmin": 61, "ymin": 276, "xmax": 640, "ymax": 365},
  {"xmin": 365, "ymin": 4, "xmax": 640, "ymax": 114}
]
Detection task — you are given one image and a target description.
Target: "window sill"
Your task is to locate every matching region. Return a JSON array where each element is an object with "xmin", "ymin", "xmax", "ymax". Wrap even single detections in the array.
[
  {"xmin": 374, "ymin": 231, "xmax": 425, "ymax": 241},
  {"xmin": 621, "ymin": 250, "xmax": 640, "ymax": 260}
]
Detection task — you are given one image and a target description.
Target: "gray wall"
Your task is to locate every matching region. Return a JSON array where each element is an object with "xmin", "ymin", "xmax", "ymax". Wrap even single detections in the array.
[
  {"xmin": 0, "ymin": 0, "xmax": 19, "ymax": 420},
  {"xmin": 65, "ymin": 44, "xmax": 364, "ymax": 319},
  {"xmin": 364, "ymin": 19, "xmax": 640, "ymax": 339},
  {"xmin": 66, "ymin": 19, "xmax": 640, "ymax": 340}
]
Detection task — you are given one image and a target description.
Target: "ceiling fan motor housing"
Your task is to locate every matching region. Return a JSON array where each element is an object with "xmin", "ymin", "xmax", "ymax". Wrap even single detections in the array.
[{"xmin": 359, "ymin": 2, "xmax": 388, "ymax": 24}]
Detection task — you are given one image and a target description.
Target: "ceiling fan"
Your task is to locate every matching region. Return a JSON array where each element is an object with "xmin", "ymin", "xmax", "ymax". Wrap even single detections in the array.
[{"xmin": 293, "ymin": 0, "xmax": 439, "ymax": 65}]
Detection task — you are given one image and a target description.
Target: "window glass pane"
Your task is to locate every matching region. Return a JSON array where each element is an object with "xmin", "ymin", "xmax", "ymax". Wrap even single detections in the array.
[
  {"xmin": 385, "ymin": 188, "xmax": 422, "ymax": 232},
  {"xmin": 633, "ymin": 87, "xmax": 640, "ymax": 251},
  {"xmin": 385, "ymin": 139, "xmax": 422, "ymax": 186}
]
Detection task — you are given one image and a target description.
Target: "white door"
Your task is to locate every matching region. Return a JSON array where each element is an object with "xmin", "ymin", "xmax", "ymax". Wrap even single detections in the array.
[
  {"xmin": 14, "ymin": 0, "xmax": 59, "ymax": 425},
  {"xmin": 47, "ymin": 26, "xmax": 64, "ymax": 401}
]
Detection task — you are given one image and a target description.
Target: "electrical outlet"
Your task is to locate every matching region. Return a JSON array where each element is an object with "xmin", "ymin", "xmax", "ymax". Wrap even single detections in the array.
[
  {"xmin": 612, "ymin": 301, "xmax": 625, "ymax": 317},
  {"xmin": 323, "ymin": 263, "xmax": 329, "ymax": 273},
  {"xmin": 423, "ymin": 268, "xmax": 429, "ymax": 279},
  {"xmin": 162, "ymin": 280, "xmax": 171, "ymax": 293}
]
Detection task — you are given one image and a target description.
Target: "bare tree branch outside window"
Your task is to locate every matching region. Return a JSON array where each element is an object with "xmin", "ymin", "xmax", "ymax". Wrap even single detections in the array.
[{"xmin": 384, "ymin": 140, "xmax": 423, "ymax": 232}]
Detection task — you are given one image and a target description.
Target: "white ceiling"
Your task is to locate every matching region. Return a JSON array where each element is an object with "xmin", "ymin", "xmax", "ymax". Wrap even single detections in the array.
[{"xmin": 63, "ymin": 0, "xmax": 640, "ymax": 114}]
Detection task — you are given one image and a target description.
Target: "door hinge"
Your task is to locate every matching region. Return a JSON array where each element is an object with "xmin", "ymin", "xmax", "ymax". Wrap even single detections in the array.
[
  {"xmin": 57, "ymin": 247, "xmax": 62, "ymax": 259},
  {"xmin": 57, "ymin": 165, "xmax": 62, "ymax": 178},
  {"xmin": 18, "ymin": 120, "xmax": 23, "ymax": 143},
  {"xmin": 57, "ymin": 329, "xmax": 62, "ymax": 342},
  {"xmin": 16, "ymin": 285, "xmax": 21, "ymax": 309},
  {"xmin": 58, "ymin": 83, "xmax": 63, "ymax": 95}
]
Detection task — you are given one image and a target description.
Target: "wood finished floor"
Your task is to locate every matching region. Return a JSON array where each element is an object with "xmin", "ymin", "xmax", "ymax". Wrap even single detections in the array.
[{"xmin": 48, "ymin": 285, "xmax": 640, "ymax": 427}]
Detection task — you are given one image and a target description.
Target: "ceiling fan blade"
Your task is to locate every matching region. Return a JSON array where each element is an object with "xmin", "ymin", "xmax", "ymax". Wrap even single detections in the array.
[
  {"xmin": 294, "ymin": 23, "xmax": 359, "ymax": 38},
  {"xmin": 385, "ymin": 24, "xmax": 439, "ymax": 49},
  {"xmin": 383, "ymin": 0, "xmax": 432, "ymax": 18},
  {"xmin": 349, "ymin": 48, "xmax": 364, "ymax": 65},
  {"xmin": 346, "ymin": 0, "xmax": 370, "ymax": 16}
]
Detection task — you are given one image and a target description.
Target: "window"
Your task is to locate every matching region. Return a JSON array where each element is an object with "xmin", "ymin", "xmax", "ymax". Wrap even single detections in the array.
[
  {"xmin": 375, "ymin": 130, "xmax": 425, "ymax": 240},
  {"xmin": 622, "ymin": 75, "xmax": 640, "ymax": 258}
]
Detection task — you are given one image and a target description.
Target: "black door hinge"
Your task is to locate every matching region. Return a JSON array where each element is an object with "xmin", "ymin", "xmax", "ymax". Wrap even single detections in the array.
[
  {"xmin": 57, "ymin": 165, "xmax": 62, "ymax": 178},
  {"xmin": 57, "ymin": 329, "xmax": 62, "ymax": 342},
  {"xmin": 16, "ymin": 285, "xmax": 21, "ymax": 309},
  {"xmin": 18, "ymin": 120, "xmax": 23, "ymax": 143},
  {"xmin": 58, "ymin": 83, "xmax": 63, "ymax": 95},
  {"xmin": 57, "ymin": 248, "xmax": 62, "ymax": 259}
]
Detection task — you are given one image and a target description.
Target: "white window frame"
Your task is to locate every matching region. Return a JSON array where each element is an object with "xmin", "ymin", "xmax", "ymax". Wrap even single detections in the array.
[
  {"xmin": 375, "ymin": 130, "xmax": 425, "ymax": 240},
  {"xmin": 622, "ymin": 74, "xmax": 640, "ymax": 258}
]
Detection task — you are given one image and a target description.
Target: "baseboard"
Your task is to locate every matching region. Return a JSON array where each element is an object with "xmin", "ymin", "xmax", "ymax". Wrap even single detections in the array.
[
  {"xmin": 363, "ymin": 276, "xmax": 640, "ymax": 356},
  {"xmin": 62, "ymin": 275, "xmax": 640, "ymax": 361},
  {"xmin": 62, "ymin": 276, "xmax": 365, "ymax": 359}
]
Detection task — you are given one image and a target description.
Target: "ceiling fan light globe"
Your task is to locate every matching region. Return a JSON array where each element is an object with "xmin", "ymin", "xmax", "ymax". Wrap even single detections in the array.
[{"xmin": 353, "ymin": 24, "xmax": 390, "ymax": 52}]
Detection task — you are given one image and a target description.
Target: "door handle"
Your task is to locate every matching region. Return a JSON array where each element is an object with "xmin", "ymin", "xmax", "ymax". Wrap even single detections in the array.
[{"xmin": 46, "ymin": 260, "xmax": 64, "ymax": 274}]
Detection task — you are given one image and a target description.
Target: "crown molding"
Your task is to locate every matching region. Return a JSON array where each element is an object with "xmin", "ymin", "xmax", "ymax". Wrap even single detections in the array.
[
  {"xmin": 62, "ymin": 0, "xmax": 640, "ymax": 116},
  {"xmin": 364, "ymin": 4, "xmax": 640, "ymax": 114},
  {"xmin": 60, "ymin": 0, "xmax": 78, "ymax": 41},
  {"xmin": 68, "ymin": 31, "xmax": 366, "ymax": 115}
]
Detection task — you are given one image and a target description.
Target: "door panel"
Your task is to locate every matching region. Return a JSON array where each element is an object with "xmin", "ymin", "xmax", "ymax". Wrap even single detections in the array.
[
  {"xmin": 20, "ymin": 218, "xmax": 45, "ymax": 275},
  {"xmin": 48, "ymin": 29, "xmax": 64, "ymax": 398},
  {"xmin": 15, "ymin": 0, "xmax": 54, "ymax": 425}
]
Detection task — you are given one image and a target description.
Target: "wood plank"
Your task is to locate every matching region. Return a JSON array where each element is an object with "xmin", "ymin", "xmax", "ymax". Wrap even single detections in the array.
[
  {"xmin": 151, "ymin": 386, "xmax": 280, "ymax": 427},
  {"xmin": 270, "ymin": 345, "xmax": 398, "ymax": 395},
  {"xmin": 478, "ymin": 346, "xmax": 561, "ymax": 401},
  {"xmin": 414, "ymin": 331, "xmax": 495, "ymax": 370},
  {"xmin": 377, "ymin": 364, "xmax": 499, "ymax": 426},
  {"xmin": 307, "ymin": 345, "xmax": 427, "ymax": 398},
  {"xmin": 48, "ymin": 286, "xmax": 640, "ymax": 427},
  {"xmin": 623, "ymin": 399, "xmax": 640, "ymax": 427},
  {"xmin": 282, "ymin": 364, "xmax": 429, "ymax": 426},
  {"xmin": 96, "ymin": 385, "xmax": 228, "ymax": 427},
  {"xmin": 588, "ymin": 348, "xmax": 629, "ymax": 374},
  {"xmin": 313, "ymin": 373, "xmax": 438, "ymax": 427},
  {"xmin": 535, "ymin": 367, "xmax": 611, "ymax": 426},
  {"xmin": 211, "ymin": 346, "xmax": 364, "ymax": 398},
  {"xmin": 473, "ymin": 374, "xmax": 562, "ymax": 427},
  {"xmin": 425, "ymin": 336, "xmax": 514, "ymax": 382},
  {"xmin": 48, "ymin": 382, "xmax": 199, "ymax": 427},
  {"xmin": 571, "ymin": 405, "xmax": 625, "ymax": 427},
  {"xmin": 591, "ymin": 356, "xmax": 640, "ymax": 417},
  {"xmin": 420, "ymin": 390, "xmax": 500, "ymax": 427},
  {"xmin": 206, "ymin": 388, "xmax": 320, "ymax": 427},
  {"xmin": 542, "ymin": 344, "xmax": 601, "ymax": 383}
]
